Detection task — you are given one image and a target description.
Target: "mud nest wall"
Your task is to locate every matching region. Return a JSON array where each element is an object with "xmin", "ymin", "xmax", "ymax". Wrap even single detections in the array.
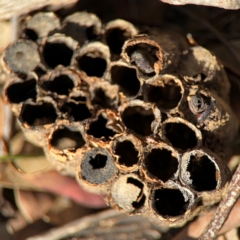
[{"xmin": 2, "ymin": 11, "xmax": 238, "ymax": 226}]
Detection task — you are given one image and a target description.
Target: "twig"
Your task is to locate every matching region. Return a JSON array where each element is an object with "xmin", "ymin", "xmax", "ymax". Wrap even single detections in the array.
[
  {"xmin": 199, "ymin": 163, "xmax": 240, "ymax": 239},
  {"xmin": 27, "ymin": 210, "xmax": 133, "ymax": 240}
]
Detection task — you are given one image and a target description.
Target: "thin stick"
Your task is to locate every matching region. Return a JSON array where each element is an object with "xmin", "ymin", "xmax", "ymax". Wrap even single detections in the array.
[
  {"xmin": 199, "ymin": 163, "xmax": 240, "ymax": 239},
  {"xmin": 27, "ymin": 210, "xmax": 125, "ymax": 240}
]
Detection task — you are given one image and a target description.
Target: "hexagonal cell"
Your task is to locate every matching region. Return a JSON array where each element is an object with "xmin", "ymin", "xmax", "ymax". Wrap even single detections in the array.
[
  {"xmin": 112, "ymin": 134, "xmax": 142, "ymax": 171},
  {"xmin": 90, "ymin": 81, "xmax": 119, "ymax": 109},
  {"xmin": 19, "ymin": 99, "xmax": 58, "ymax": 127},
  {"xmin": 74, "ymin": 42, "xmax": 110, "ymax": 78},
  {"xmin": 161, "ymin": 118, "xmax": 202, "ymax": 151},
  {"xmin": 143, "ymin": 75, "xmax": 183, "ymax": 111},
  {"xmin": 110, "ymin": 62, "xmax": 140, "ymax": 97},
  {"xmin": 3, "ymin": 39, "xmax": 40, "ymax": 74},
  {"xmin": 62, "ymin": 12, "xmax": 102, "ymax": 44},
  {"xmin": 151, "ymin": 185, "xmax": 194, "ymax": 219},
  {"xmin": 42, "ymin": 34, "xmax": 77, "ymax": 69},
  {"xmin": 144, "ymin": 143, "xmax": 179, "ymax": 182},
  {"xmin": 49, "ymin": 125, "xmax": 86, "ymax": 151},
  {"xmin": 40, "ymin": 68, "xmax": 80, "ymax": 96},
  {"xmin": 25, "ymin": 12, "xmax": 60, "ymax": 40},
  {"xmin": 104, "ymin": 19, "xmax": 137, "ymax": 56},
  {"xmin": 5, "ymin": 78, "xmax": 37, "ymax": 104},
  {"xmin": 122, "ymin": 35, "xmax": 163, "ymax": 76},
  {"xmin": 180, "ymin": 150, "xmax": 222, "ymax": 192},
  {"xmin": 87, "ymin": 112, "xmax": 118, "ymax": 140},
  {"xmin": 80, "ymin": 148, "xmax": 117, "ymax": 185},
  {"xmin": 60, "ymin": 100, "xmax": 92, "ymax": 122},
  {"xmin": 111, "ymin": 174, "xmax": 147, "ymax": 213},
  {"xmin": 121, "ymin": 101, "xmax": 156, "ymax": 137}
]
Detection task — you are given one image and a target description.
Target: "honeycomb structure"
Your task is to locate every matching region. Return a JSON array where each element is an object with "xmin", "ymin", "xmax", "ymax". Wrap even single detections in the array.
[{"xmin": 2, "ymin": 11, "xmax": 238, "ymax": 226}]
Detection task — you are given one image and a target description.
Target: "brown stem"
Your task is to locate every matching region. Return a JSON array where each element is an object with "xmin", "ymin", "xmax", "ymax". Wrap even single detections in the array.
[{"xmin": 199, "ymin": 163, "xmax": 240, "ymax": 239}]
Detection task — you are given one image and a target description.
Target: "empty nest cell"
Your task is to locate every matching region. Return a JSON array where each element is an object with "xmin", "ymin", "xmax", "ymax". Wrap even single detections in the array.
[
  {"xmin": 41, "ymin": 74, "xmax": 74, "ymax": 96},
  {"xmin": 161, "ymin": 118, "xmax": 201, "ymax": 151},
  {"xmin": 87, "ymin": 112, "xmax": 118, "ymax": 140},
  {"xmin": 144, "ymin": 144, "xmax": 179, "ymax": 182},
  {"xmin": 5, "ymin": 78, "xmax": 37, "ymax": 104},
  {"xmin": 121, "ymin": 102, "xmax": 155, "ymax": 136},
  {"xmin": 91, "ymin": 88, "xmax": 112, "ymax": 108},
  {"xmin": 110, "ymin": 62, "xmax": 140, "ymax": 97},
  {"xmin": 112, "ymin": 135, "xmax": 142, "ymax": 170},
  {"xmin": 111, "ymin": 174, "xmax": 146, "ymax": 213},
  {"xmin": 42, "ymin": 34, "xmax": 77, "ymax": 69},
  {"xmin": 40, "ymin": 68, "xmax": 79, "ymax": 96},
  {"xmin": 105, "ymin": 19, "xmax": 138, "ymax": 56},
  {"xmin": 180, "ymin": 150, "xmax": 221, "ymax": 192},
  {"xmin": 19, "ymin": 99, "xmax": 58, "ymax": 127},
  {"xmin": 76, "ymin": 54, "xmax": 107, "ymax": 78},
  {"xmin": 80, "ymin": 148, "xmax": 117, "ymax": 185},
  {"xmin": 143, "ymin": 75, "xmax": 183, "ymax": 111},
  {"xmin": 151, "ymin": 184, "xmax": 194, "ymax": 220},
  {"xmin": 90, "ymin": 82, "xmax": 119, "ymax": 109},
  {"xmin": 49, "ymin": 124, "xmax": 86, "ymax": 151},
  {"xmin": 74, "ymin": 42, "xmax": 110, "ymax": 78},
  {"xmin": 60, "ymin": 100, "xmax": 92, "ymax": 122}
]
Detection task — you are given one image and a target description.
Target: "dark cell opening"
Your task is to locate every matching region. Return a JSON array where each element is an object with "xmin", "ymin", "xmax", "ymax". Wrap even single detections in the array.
[
  {"xmin": 127, "ymin": 43, "xmax": 158, "ymax": 75},
  {"xmin": 63, "ymin": 23, "xmax": 97, "ymax": 43},
  {"xmin": 145, "ymin": 148, "xmax": 178, "ymax": 182},
  {"xmin": 89, "ymin": 154, "xmax": 107, "ymax": 169},
  {"xmin": 86, "ymin": 26, "xmax": 98, "ymax": 40},
  {"xmin": 87, "ymin": 114, "xmax": 117, "ymax": 140},
  {"xmin": 127, "ymin": 177, "xmax": 145, "ymax": 209},
  {"xmin": 20, "ymin": 102, "xmax": 57, "ymax": 126},
  {"xmin": 50, "ymin": 126, "xmax": 85, "ymax": 150},
  {"xmin": 192, "ymin": 73, "xmax": 207, "ymax": 81},
  {"xmin": 34, "ymin": 66, "xmax": 47, "ymax": 78},
  {"xmin": 41, "ymin": 75, "xmax": 74, "ymax": 95},
  {"xmin": 164, "ymin": 122, "xmax": 198, "ymax": 150},
  {"xmin": 77, "ymin": 54, "xmax": 107, "ymax": 77},
  {"xmin": 187, "ymin": 155, "xmax": 217, "ymax": 191},
  {"xmin": 122, "ymin": 106, "xmax": 154, "ymax": 136},
  {"xmin": 71, "ymin": 96, "xmax": 86, "ymax": 102},
  {"xmin": 25, "ymin": 29, "xmax": 38, "ymax": 41},
  {"xmin": 153, "ymin": 188, "xmax": 189, "ymax": 217},
  {"xmin": 111, "ymin": 65, "xmax": 140, "ymax": 97},
  {"xmin": 106, "ymin": 29, "xmax": 128, "ymax": 55},
  {"xmin": 43, "ymin": 42, "xmax": 73, "ymax": 69},
  {"xmin": 114, "ymin": 140, "xmax": 139, "ymax": 167},
  {"xmin": 92, "ymin": 88, "xmax": 113, "ymax": 109},
  {"xmin": 144, "ymin": 81, "xmax": 182, "ymax": 109},
  {"xmin": 61, "ymin": 102, "xmax": 91, "ymax": 122},
  {"xmin": 6, "ymin": 79, "xmax": 37, "ymax": 103},
  {"xmin": 81, "ymin": 148, "xmax": 116, "ymax": 184}
]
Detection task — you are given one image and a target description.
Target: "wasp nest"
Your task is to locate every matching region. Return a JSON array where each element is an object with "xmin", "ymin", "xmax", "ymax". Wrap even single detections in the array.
[{"xmin": 2, "ymin": 11, "xmax": 238, "ymax": 226}]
